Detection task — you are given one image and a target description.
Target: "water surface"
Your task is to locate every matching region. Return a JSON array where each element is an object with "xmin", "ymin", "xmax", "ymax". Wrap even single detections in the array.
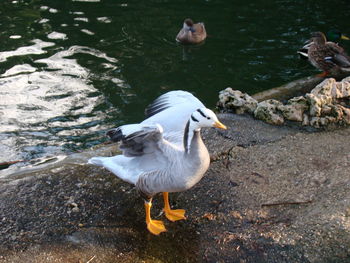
[{"xmin": 0, "ymin": 0, "xmax": 349, "ymax": 164}]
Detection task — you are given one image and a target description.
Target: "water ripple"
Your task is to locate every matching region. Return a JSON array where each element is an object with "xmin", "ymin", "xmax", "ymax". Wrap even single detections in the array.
[
  {"xmin": 0, "ymin": 39, "xmax": 54, "ymax": 62},
  {"xmin": 0, "ymin": 41, "xmax": 119, "ymax": 161},
  {"xmin": 1, "ymin": 64, "xmax": 36, "ymax": 77},
  {"xmin": 47, "ymin": 32, "xmax": 67, "ymax": 40}
]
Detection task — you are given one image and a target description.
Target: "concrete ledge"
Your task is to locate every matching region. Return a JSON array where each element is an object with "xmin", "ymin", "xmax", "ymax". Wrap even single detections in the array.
[{"xmin": 1, "ymin": 114, "xmax": 349, "ymax": 262}]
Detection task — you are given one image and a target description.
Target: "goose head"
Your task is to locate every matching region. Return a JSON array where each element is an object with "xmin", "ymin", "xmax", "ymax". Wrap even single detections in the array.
[{"xmin": 190, "ymin": 108, "xmax": 227, "ymax": 130}]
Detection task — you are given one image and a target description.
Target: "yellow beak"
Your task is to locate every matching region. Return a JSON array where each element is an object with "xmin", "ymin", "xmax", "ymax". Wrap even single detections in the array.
[
  {"xmin": 213, "ymin": 121, "xmax": 227, "ymax": 129},
  {"xmin": 341, "ymin": 35, "xmax": 350, "ymax": 40}
]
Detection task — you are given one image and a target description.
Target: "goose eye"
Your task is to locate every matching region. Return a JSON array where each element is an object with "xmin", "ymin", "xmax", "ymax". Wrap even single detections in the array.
[{"xmin": 207, "ymin": 117, "xmax": 210, "ymax": 120}]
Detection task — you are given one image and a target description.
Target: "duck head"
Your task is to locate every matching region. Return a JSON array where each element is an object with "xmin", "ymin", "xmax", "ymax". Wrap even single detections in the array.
[
  {"xmin": 183, "ymin": 18, "xmax": 196, "ymax": 33},
  {"xmin": 327, "ymin": 29, "xmax": 350, "ymax": 42},
  {"xmin": 311, "ymin": 32, "xmax": 327, "ymax": 45}
]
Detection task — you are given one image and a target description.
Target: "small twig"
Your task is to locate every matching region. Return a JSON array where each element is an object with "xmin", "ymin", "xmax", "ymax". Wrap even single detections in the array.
[
  {"xmin": 0, "ymin": 160, "xmax": 24, "ymax": 170},
  {"xmin": 86, "ymin": 255, "xmax": 96, "ymax": 263},
  {"xmin": 0, "ymin": 160, "xmax": 24, "ymax": 165},
  {"xmin": 261, "ymin": 200, "xmax": 313, "ymax": 207}
]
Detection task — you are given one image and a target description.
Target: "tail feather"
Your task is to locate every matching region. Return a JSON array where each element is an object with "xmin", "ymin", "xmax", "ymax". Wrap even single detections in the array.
[
  {"xmin": 88, "ymin": 157, "xmax": 105, "ymax": 166},
  {"xmin": 88, "ymin": 156, "xmax": 138, "ymax": 185}
]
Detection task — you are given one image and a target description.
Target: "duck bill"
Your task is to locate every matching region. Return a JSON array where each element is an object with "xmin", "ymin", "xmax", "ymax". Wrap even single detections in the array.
[
  {"xmin": 213, "ymin": 121, "xmax": 227, "ymax": 130},
  {"xmin": 341, "ymin": 35, "xmax": 350, "ymax": 40}
]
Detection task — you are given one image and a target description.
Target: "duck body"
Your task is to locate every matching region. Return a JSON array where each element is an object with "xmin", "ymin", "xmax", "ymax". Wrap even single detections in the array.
[
  {"xmin": 176, "ymin": 18, "xmax": 207, "ymax": 44},
  {"xmin": 88, "ymin": 90, "xmax": 226, "ymax": 234},
  {"xmin": 298, "ymin": 29, "xmax": 350, "ymax": 59},
  {"xmin": 307, "ymin": 31, "xmax": 350, "ymax": 74}
]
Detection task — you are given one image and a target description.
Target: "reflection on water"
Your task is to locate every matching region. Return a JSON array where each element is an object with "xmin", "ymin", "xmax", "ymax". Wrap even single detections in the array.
[
  {"xmin": 0, "ymin": 0, "xmax": 349, "ymax": 165},
  {"xmin": 0, "ymin": 47, "xmax": 110, "ymax": 161},
  {"xmin": 0, "ymin": 39, "xmax": 54, "ymax": 62},
  {"xmin": 0, "ymin": 37, "xmax": 121, "ymax": 162}
]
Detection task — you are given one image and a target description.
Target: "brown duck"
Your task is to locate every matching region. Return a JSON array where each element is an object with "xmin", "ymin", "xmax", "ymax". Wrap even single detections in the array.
[
  {"xmin": 176, "ymin": 18, "xmax": 207, "ymax": 44},
  {"xmin": 308, "ymin": 31, "xmax": 350, "ymax": 76}
]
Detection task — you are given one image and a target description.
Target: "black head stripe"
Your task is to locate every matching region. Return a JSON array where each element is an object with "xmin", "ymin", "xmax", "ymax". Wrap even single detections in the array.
[
  {"xmin": 191, "ymin": 115, "xmax": 199, "ymax": 122},
  {"xmin": 197, "ymin": 108, "xmax": 206, "ymax": 118}
]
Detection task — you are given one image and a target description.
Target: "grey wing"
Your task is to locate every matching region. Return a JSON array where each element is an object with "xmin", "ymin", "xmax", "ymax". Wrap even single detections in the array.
[
  {"xmin": 324, "ymin": 43, "xmax": 350, "ymax": 67},
  {"xmin": 145, "ymin": 94, "xmax": 172, "ymax": 118},
  {"xmin": 107, "ymin": 124, "xmax": 164, "ymax": 157},
  {"xmin": 332, "ymin": 54, "xmax": 350, "ymax": 67},
  {"xmin": 327, "ymin": 42, "xmax": 344, "ymax": 54},
  {"xmin": 144, "ymin": 90, "xmax": 204, "ymax": 118},
  {"xmin": 142, "ymin": 90, "xmax": 205, "ymax": 138}
]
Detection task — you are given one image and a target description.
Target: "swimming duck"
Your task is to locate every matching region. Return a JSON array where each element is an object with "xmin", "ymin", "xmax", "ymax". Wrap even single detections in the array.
[
  {"xmin": 176, "ymin": 18, "xmax": 207, "ymax": 44},
  {"xmin": 88, "ymin": 90, "xmax": 227, "ymax": 235},
  {"xmin": 307, "ymin": 31, "xmax": 350, "ymax": 76},
  {"xmin": 298, "ymin": 29, "xmax": 350, "ymax": 59}
]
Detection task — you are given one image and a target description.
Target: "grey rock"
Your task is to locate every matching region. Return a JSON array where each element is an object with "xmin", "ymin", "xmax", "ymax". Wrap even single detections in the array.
[
  {"xmin": 219, "ymin": 76, "xmax": 350, "ymax": 128},
  {"xmin": 218, "ymin": 88, "xmax": 258, "ymax": 114},
  {"xmin": 254, "ymin": 99, "xmax": 284, "ymax": 125},
  {"xmin": 278, "ymin": 96, "xmax": 308, "ymax": 122}
]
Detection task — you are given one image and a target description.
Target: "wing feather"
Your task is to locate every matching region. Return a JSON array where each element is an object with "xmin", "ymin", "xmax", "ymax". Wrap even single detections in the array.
[
  {"xmin": 144, "ymin": 90, "xmax": 204, "ymax": 118},
  {"xmin": 142, "ymin": 91, "xmax": 205, "ymax": 139},
  {"xmin": 332, "ymin": 53, "xmax": 350, "ymax": 67},
  {"xmin": 107, "ymin": 124, "xmax": 164, "ymax": 157}
]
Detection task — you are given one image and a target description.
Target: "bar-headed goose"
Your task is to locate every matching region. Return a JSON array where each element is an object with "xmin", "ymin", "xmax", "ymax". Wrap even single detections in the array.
[{"xmin": 88, "ymin": 90, "xmax": 227, "ymax": 235}]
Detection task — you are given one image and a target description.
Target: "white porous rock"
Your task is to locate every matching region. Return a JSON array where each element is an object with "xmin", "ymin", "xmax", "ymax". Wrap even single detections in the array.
[
  {"xmin": 341, "ymin": 107, "xmax": 350, "ymax": 124},
  {"xmin": 278, "ymin": 96, "xmax": 308, "ymax": 122},
  {"xmin": 305, "ymin": 93, "xmax": 322, "ymax": 117},
  {"xmin": 302, "ymin": 113, "xmax": 310, "ymax": 126},
  {"xmin": 218, "ymin": 88, "xmax": 258, "ymax": 114},
  {"xmin": 254, "ymin": 99, "xmax": 284, "ymax": 125},
  {"xmin": 217, "ymin": 77, "xmax": 350, "ymax": 128},
  {"xmin": 311, "ymin": 78, "xmax": 350, "ymax": 99}
]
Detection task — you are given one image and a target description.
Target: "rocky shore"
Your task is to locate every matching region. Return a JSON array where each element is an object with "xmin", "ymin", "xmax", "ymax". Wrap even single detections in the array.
[
  {"xmin": 1, "ymin": 111, "xmax": 350, "ymax": 262},
  {"xmin": 218, "ymin": 77, "xmax": 350, "ymax": 129}
]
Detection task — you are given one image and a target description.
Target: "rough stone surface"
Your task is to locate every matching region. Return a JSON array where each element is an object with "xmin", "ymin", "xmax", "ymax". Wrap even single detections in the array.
[
  {"xmin": 219, "ymin": 77, "xmax": 350, "ymax": 128},
  {"xmin": 0, "ymin": 114, "xmax": 349, "ymax": 263},
  {"xmin": 217, "ymin": 88, "xmax": 258, "ymax": 114},
  {"xmin": 278, "ymin": 96, "xmax": 308, "ymax": 122},
  {"xmin": 254, "ymin": 99, "xmax": 284, "ymax": 125}
]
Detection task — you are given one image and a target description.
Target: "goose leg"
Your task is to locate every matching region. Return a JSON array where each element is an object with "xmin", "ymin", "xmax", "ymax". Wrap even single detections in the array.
[
  {"xmin": 144, "ymin": 200, "xmax": 166, "ymax": 235},
  {"xmin": 163, "ymin": 192, "xmax": 186, "ymax": 222}
]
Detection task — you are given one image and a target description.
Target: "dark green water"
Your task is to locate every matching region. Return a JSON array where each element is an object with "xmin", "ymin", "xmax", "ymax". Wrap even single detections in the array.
[{"xmin": 0, "ymin": 0, "xmax": 349, "ymax": 163}]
